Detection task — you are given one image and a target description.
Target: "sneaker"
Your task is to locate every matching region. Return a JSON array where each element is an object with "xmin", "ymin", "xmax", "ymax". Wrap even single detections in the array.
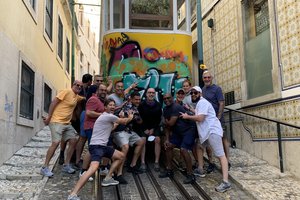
[
  {"xmin": 67, "ymin": 194, "xmax": 80, "ymax": 200},
  {"xmin": 183, "ymin": 174, "xmax": 195, "ymax": 184},
  {"xmin": 154, "ymin": 163, "xmax": 160, "ymax": 172},
  {"xmin": 79, "ymin": 170, "xmax": 93, "ymax": 182},
  {"xmin": 193, "ymin": 168, "xmax": 206, "ymax": 178},
  {"xmin": 140, "ymin": 163, "xmax": 147, "ymax": 172},
  {"xmin": 127, "ymin": 165, "xmax": 143, "ymax": 174},
  {"xmin": 215, "ymin": 181, "xmax": 231, "ymax": 193},
  {"xmin": 73, "ymin": 162, "xmax": 82, "ymax": 170},
  {"xmin": 100, "ymin": 167, "xmax": 109, "ymax": 176},
  {"xmin": 58, "ymin": 151, "xmax": 64, "ymax": 165},
  {"xmin": 62, "ymin": 164, "xmax": 76, "ymax": 174},
  {"xmin": 40, "ymin": 167, "xmax": 54, "ymax": 177},
  {"xmin": 101, "ymin": 177, "xmax": 119, "ymax": 187},
  {"xmin": 206, "ymin": 163, "xmax": 215, "ymax": 174},
  {"xmin": 115, "ymin": 175, "xmax": 128, "ymax": 184},
  {"xmin": 159, "ymin": 169, "xmax": 174, "ymax": 178}
]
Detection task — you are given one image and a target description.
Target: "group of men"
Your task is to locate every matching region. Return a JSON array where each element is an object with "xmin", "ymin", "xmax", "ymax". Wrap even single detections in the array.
[{"xmin": 39, "ymin": 71, "xmax": 231, "ymax": 200}]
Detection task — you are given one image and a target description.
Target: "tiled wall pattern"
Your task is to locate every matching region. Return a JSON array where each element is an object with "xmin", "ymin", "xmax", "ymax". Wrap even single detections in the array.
[
  {"xmin": 243, "ymin": 99, "xmax": 300, "ymax": 139},
  {"xmin": 276, "ymin": 0, "xmax": 300, "ymax": 88},
  {"xmin": 202, "ymin": 0, "xmax": 242, "ymax": 102},
  {"xmin": 201, "ymin": 0, "xmax": 300, "ymax": 139}
]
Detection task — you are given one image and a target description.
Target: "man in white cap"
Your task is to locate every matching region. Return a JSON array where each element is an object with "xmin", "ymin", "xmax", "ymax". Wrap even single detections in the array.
[{"xmin": 180, "ymin": 86, "xmax": 231, "ymax": 192}]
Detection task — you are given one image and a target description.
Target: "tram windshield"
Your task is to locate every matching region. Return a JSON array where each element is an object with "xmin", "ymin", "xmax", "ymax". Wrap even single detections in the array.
[{"xmin": 103, "ymin": 0, "xmax": 190, "ymax": 32}]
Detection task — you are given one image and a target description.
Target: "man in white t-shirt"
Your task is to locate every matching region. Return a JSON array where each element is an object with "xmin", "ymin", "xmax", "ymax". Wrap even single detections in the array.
[{"xmin": 180, "ymin": 86, "xmax": 231, "ymax": 193}]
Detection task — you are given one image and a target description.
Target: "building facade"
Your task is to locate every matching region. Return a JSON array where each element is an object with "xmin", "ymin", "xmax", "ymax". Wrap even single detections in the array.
[
  {"xmin": 0, "ymin": 0, "xmax": 99, "ymax": 165},
  {"xmin": 193, "ymin": 0, "xmax": 300, "ymax": 178}
]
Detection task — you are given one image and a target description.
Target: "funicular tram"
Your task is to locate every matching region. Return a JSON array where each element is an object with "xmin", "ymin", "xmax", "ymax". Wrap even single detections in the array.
[
  {"xmin": 100, "ymin": 0, "xmax": 193, "ymax": 102},
  {"xmin": 97, "ymin": 1, "xmax": 220, "ymax": 199}
]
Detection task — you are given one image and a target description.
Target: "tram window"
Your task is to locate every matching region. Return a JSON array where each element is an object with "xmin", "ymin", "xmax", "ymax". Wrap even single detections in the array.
[
  {"xmin": 130, "ymin": 0, "xmax": 172, "ymax": 30},
  {"xmin": 113, "ymin": 0, "xmax": 125, "ymax": 29},
  {"xmin": 177, "ymin": 0, "xmax": 187, "ymax": 31},
  {"xmin": 104, "ymin": 0, "xmax": 110, "ymax": 31}
]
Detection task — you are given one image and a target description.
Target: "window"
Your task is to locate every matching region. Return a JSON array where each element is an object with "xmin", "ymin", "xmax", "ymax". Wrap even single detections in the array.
[
  {"xmin": 44, "ymin": 84, "xmax": 52, "ymax": 113},
  {"xmin": 66, "ymin": 38, "xmax": 70, "ymax": 73},
  {"xmin": 177, "ymin": 0, "xmax": 187, "ymax": 31},
  {"xmin": 130, "ymin": 0, "xmax": 172, "ymax": 30},
  {"xmin": 58, "ymin": 16, "xmax": 63, "ymax": 61},
  {"xmin": 242, "ymin": 0, "xmax": 273, "ymax": 99},
  {"xmin": 20, "ymin": 61, "xmax": 35, "ymax": 120},
  {"xmin": 29, "ymin": 0, "xmax": 36, "ymax": 10},
  {"xmin": 113, "ymin": 0, "xmax": 125, "ymax": 29},
  {"xmin": 45, "ymin": 0, "xmax": 53, "ymax": 41}
]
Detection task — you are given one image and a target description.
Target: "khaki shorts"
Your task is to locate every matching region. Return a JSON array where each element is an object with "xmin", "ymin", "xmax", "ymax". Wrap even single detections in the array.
[
  {"xmin": 49, "ymin": 122, "xmax": 78, "ymax": 142},
  {"xmin": 114, "ymin": 131, "xmax": 141, "ymax": 147}
]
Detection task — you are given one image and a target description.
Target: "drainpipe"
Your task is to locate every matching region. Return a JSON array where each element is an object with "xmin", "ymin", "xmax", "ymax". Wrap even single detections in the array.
[
  {"xmin": 71, "ymin": 0, "xmax": 75, "ymax": 84},
  {"xmin": 196, "ymin": 0, "xmax": 205, "ymax": 88}
]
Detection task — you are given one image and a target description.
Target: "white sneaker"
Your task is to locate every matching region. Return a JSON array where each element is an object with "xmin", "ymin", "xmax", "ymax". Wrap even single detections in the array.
[
  {"xmin": 100, "ymin": 167, "xmax": 109, "ymax": 176},
  {"xmin": 79, "ymin": 171, "xmax": 93, "ymax": 182},
  {"xmin": 40, "ymin": 167, "xmax": 54, "ymax": 177}
]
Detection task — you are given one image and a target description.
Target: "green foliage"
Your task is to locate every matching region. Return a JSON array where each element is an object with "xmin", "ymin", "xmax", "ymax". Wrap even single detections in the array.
[{"xmin": 131, "ymin": 0, "xmax": 170, "ymax": 15}]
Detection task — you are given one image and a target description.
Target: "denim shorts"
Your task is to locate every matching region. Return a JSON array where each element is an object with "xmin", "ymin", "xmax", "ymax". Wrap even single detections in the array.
[{"xmin": 89, "ymin": 145, "xmax": 115, "ymax": 162}]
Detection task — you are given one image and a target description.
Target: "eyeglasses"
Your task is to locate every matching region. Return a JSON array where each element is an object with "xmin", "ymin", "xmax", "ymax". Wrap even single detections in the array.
[
  {"xmin": 96, "ymin": 80, "xmax": 103, "ymax": 82},
  {"xmin": 190, "ymin": 91, "xmax": 199, "ymax": 95},
  {"xmin": 74, "ymin": 84, "xmax": 82, "ymax": 88},
  {"xmin": 163, "ymin": 96, "xmax": 172, "ymax": 100}
]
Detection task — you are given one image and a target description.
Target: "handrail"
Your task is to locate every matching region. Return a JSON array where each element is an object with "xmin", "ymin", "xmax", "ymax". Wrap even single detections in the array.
[{"xmin": 224, "ymin": 107, "xmax": 300, "ymax": 173}]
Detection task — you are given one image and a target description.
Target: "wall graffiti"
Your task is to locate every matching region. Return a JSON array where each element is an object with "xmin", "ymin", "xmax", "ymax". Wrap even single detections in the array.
[
  {"xmin": 4, "ymin": 94, "xmax": 13, "ymax": 120},
  {"xmin": 102, "ymin": 32, "xmax": 193, "ymax": 101}
]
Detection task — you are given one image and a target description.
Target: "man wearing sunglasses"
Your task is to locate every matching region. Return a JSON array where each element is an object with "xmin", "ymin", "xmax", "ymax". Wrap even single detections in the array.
[
  {"xmin": 41, "ymin": 80, "xmax": 85, "ymax": 177},
  {"xmin": 180, "ymin": 87, "xmax": 231, "ymax": 192},
  {"xmin": 160, "ymin": 93, "xmax": 196, "ymax": 184}
]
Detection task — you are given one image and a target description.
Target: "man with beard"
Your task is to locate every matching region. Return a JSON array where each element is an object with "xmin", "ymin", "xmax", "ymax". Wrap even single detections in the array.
[
  {"xmin": 160, "ymin": 93, "xmax": 196, "ymax": 184},
  {"xmin": 180, "ymin": 87, "xmax": 231, "ymax": 193},
  {"xmin": 78, "ymin": 84, "xmax": 108, "ymax": 181}
]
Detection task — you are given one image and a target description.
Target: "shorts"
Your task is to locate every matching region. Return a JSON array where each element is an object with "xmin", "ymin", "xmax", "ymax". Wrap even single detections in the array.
[
  {"xmin": 49, "ymin": 122, "xmax": 78, "ymax": 142},
  {"xmin": 202, "ymin": 133, "xmax": 224, "ymax": 157},
  {"xmin": 170, "ymin": 128, "xmax": 196, "ymax": 151},
  {"xmin": 89, "ymin": 145, "xmax": 115, "ymax": 162},
  {"xmin": 84, "ymin": 129, "xmax": 93, "ymax": 145},
  {"xmin": 114, "ymin": 131, "xmax": 141, "ymax": 147},
  {"xmin": 138, "ymin": 127, "xmax": 161, "ymax": 138},
  {"xmin": 79, "ymin": 111, "xmax": 85, "ymax": 137}
]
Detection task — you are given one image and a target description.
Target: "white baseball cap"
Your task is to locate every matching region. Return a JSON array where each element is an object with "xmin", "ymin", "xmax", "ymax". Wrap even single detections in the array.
[{"xmin": 191, "ymin": 86, "xmax": 202, "ymax": 93}]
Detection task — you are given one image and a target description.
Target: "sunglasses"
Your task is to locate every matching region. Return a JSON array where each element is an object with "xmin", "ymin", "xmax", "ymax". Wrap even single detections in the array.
[
  {"xmin": 203, "ymin": 76, "xmax": 211, "ymax": 79},
  {"xmin": 96, "ymin": 80, "xmax": 104, "ymax": 82},
  {"xmin": 190, "ymin": 91, "xmax": 199, "ymax": 95},
  {"xmin": 177, "ymin": 92, "xmax": 185, "ymax": 95},
  {"xmin": 163, "ymin": 96, "xmax": 172, "ymax": 100}
]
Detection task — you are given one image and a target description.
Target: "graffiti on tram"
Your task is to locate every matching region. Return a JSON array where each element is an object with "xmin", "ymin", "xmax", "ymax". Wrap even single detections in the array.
[{"xmin": 101, "ymin": 32, "xmax": 192, "ymax": 100}]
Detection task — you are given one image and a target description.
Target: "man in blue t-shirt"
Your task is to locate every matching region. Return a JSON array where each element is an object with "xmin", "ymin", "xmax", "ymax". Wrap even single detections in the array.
[
  {"xmin": 160, "ymin": 93, "xmax": 196, "ymax": 184},
  {"xmin": 202, "ymin": 70, "xmax": 230, "ymax": 171}
]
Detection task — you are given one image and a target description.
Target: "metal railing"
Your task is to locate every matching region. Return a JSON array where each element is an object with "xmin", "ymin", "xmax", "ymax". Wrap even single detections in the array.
[{"xmin": 225, "ymin": 107, "xmax": 300, "ymax": 173}]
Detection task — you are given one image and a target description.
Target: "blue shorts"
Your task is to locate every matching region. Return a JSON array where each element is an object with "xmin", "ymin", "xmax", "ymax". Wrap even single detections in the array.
[
  {"xmin": 84, "ymin": 129, "xmax": 93, "ymax": 145},
  {"xmin": 170, "ymin": 128, "xmax": 196, "ymax": 151},
  {"xmin": 89, "ymin": 145, "xmax": 115, "ymax": 162},
  {"xmin": 79, "ymin": 111, "xmax": 85, "ymax": 137}
]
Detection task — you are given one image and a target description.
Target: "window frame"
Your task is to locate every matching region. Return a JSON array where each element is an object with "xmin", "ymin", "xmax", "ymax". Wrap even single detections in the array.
[
  {"xmin": 22, "ymin": 0, "xmax": 38, "ymax": 23},
  {"xmin": 57, "ymin": 15, "xmax": 64, "ymax": 62},
  {"xmin": 17, "ymin": 54, "xmax": 36, "ymax": 127}
]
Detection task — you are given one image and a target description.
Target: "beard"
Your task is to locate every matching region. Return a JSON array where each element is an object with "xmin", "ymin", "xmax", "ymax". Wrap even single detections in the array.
[{"xmin": 192, "ymin": 96, "xmax": 200, "ymax": 103}]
